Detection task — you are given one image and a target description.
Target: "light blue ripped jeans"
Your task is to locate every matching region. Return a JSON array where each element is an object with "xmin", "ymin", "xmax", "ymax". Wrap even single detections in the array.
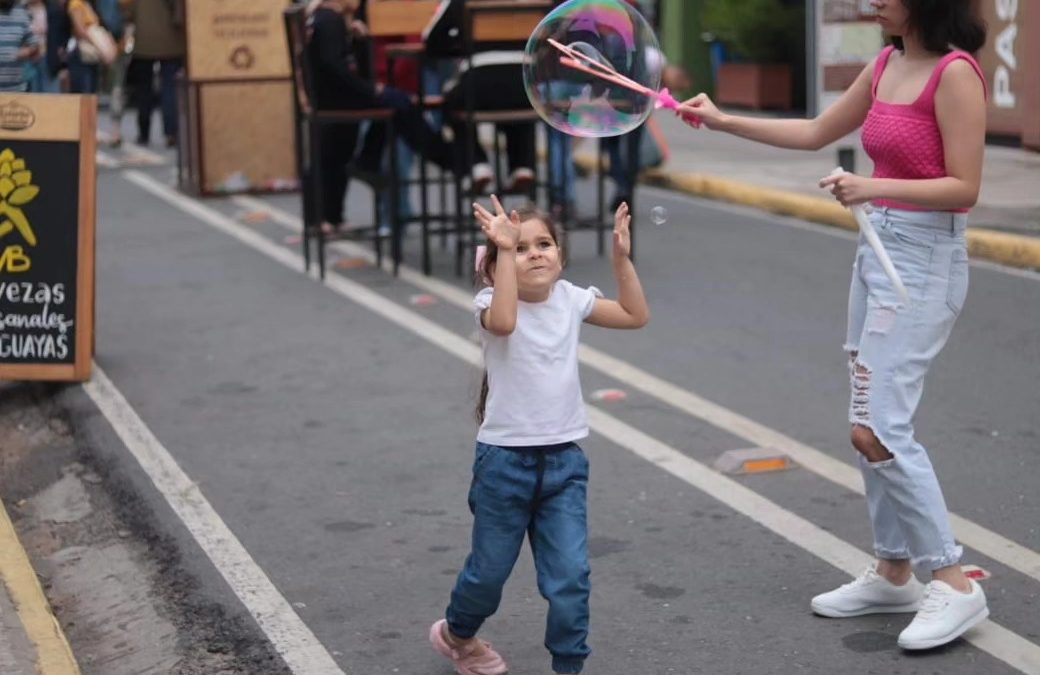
[{"xmin": 845, "ymin": 206, "xmax": 969, "ymax": 570}]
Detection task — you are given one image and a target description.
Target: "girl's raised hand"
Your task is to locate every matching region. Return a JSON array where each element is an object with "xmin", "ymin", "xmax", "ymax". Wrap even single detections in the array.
[
  {"xmin": 613, "ymin": 201, "xmax": 632, "ymax": 260},
  {"xmin": 473, "ymin": 195, "xmax": 521, "ymax": 250}
]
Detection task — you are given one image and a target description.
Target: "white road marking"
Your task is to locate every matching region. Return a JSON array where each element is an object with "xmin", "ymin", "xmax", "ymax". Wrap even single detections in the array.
[
  {"xmin": 83, "ymin": 366, "xmax": 346, "ymax": 675},
  {"xmin": 113, "ymin": 171, "xmax": 1040, "ymax": 673},
  {"xmin": 234, "ymin": 194, "xmax": 1040, "ymax": 585}
]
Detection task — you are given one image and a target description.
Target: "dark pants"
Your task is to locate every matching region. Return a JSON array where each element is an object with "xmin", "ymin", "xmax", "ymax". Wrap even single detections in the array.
[
  {"xmin": 447, "ymin": 442, "xmax": 591, "ymax": 674},
  {"xmin": 130, "ymin": 57, "xmax": 182, "ymax": 142},
  {"xmin": 317, "ymin": 123, "xmax": 360, "ymax": 225},
  {"xmin": 443, "ymin": 65, "xmax": 537, "ymax": 173},
  {"xmin": 67, "ymin": 51, "xmax": 99, "ymax": 94}
]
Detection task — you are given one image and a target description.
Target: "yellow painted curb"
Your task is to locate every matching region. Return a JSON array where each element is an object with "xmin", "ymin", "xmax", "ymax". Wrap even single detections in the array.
[
  {"xmin": 0, "ymin": 499, "xmax": 81, "ymax": 675},
  {"xmin": 575, "ymin": 153, "xmax": 1040, "ymax": 270}
]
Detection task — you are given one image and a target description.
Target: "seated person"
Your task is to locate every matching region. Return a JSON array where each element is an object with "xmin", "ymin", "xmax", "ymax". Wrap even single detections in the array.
[
  {"xmin": 308, "ymin": 0, "xmax": 461, "ymax": 232},
  {"xmin": 422, "ymin": 0, "xmax": 536, "ymax": 193}
]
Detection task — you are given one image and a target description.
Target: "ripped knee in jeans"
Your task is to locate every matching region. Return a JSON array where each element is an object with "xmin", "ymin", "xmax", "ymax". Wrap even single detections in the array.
[{"xmin": 847, "ymin": 353, "xmax": 894, "ymax": 464}]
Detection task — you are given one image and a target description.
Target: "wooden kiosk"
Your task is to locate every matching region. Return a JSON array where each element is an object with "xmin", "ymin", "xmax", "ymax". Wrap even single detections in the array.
[
  {"xmin": 178, "ymin": 0, "xmax": 297, "ymax": 195},
  {"xmin": 0, "ymin": 94, "xmax": 96, "ymax": 382}
]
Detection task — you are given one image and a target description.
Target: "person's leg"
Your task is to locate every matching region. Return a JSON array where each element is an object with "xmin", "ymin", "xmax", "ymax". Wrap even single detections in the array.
[
  {"xmin": 66, "ymin": 53, "xmax": 94, "ymax": 94},
  {"xmin": 529, "ymin": 445, "xmax": 591, "ymax": 675},
  {"xmin": 158, "ymin": 58, "xmax": 182, "ymax": 146},
  {"xmin": 131, "ymin": 58, "xmax": 156, "ymax": 144},
  {"xmin": 547, "ymin": 128, "xmax": 576, "ymax": 212},
  {"xmin": 848, "ymin": 212, "xmax": 985, "ymax": 648},
  {"xmin": 318, "ymin": 123, "xmax": 359, "ymax": 227},
  {"xmin": 24, "ymin": 61, "xmax": 42, "ymax": 93},
  {"xmin": 843, "ymin": 228, "xmax": 914, "ymax": 578},
  {"xmin": 442, "ymin": 76, "xmax": 491, "ymax": 174},
  {"xmin": 108, "ymin": 53, "xmax": 130, "ymax": 146},
  {"xmin": 611, "ymin": 127, "xmax": 645, "ymax": 206},
  {"xmin": 846, "ymin": 210, "xmax": 985, "ymax": 647},
  {"xmin": 811, "ymin": 213, "xmax": 973, "ymax": 619},
  {"xmin": 500, "ymin": 122, "xmax": 535, "ymax": 171},
  {"xmin": 445, "ymin": 444, "xmax": 532, "ymax": 640},
  {"xmin": 850, "ymin": 214, "xmax": 964, "ymax": 578},
  {"xmin": 380, "ymin": 137, "xmax": 413, "ymax": 231}
]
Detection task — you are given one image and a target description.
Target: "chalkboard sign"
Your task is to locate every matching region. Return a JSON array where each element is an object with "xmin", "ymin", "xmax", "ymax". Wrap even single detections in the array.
[{"xmin": 0, "ymin": 94, "xmax": 96, "ymax": 382}]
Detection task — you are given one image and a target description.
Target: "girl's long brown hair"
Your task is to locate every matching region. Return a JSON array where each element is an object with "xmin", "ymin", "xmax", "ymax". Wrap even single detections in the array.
[{"xmin": 475, "ymin": 207, "xmax": 565, "ymax": 424}]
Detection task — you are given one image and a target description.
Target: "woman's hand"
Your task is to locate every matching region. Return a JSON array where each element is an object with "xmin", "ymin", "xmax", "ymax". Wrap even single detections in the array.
[
  {"xmin": 473, "ymin": 195, "xmax": 521, "ymax": 251},
  {"xmin": 676, "ymin": 93, "xmax": 727, "ymax": 130},
  {"xmin": 818, "ymin": 172, "xmax": 877, "ymax": 207},
  {"xmin": 613, "ymin": 201, "xmax": 631, "ymax": 260}
]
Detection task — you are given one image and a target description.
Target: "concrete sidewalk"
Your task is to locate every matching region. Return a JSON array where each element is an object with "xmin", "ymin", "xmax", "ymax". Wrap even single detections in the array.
[{"xmin": 576, "ymin": 111, "xmax": 1040, "ymax": 269}]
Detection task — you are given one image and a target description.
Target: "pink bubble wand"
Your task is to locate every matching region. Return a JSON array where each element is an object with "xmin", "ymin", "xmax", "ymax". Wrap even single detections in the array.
[{"xmin": 547, "ymin": 38, "xmax": 701, "ymax": 126}]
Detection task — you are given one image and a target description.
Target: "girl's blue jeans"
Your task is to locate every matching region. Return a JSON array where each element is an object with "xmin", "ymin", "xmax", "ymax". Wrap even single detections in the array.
[
  {"xmin": 447, "ymin": 441, "xmax": 591, "ymax": 674},
  {"xmin": 846, "ymin": 206, "xmax": 969, "ymax": 570}
]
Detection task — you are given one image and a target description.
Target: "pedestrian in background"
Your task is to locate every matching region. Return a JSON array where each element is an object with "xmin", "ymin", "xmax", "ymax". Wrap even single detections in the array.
[
  {"xmin": 127, "ymin": 0, "xmax": 182, "ymax": 147},
  {"xmin": 430, "ymin": 198, "xmax": 649, "ymax": 675},
  {"xmin": 678, "ymin": 0, "xmax": 989, "ymax": 652},
  {"xmin": 0, "ymin": 0, "xmax": 39, "ymax": 92},
  {"xmin": 23, "ymin": 0, "xmax": 53, "ymax": 92},
  {"xmin": 62, "ymin": 0, "xmax": 117, "ymax": 93},
  {"xmin": 104, "ymin": 0, "xmax": 134, "ymax": 146}
]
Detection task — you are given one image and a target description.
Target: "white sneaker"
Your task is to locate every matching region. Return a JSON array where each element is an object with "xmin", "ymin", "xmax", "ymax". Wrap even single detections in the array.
[
  {"xmin": 469, "ymin": 163, "xmax": 493, "ymax": 194},
  {"xmin": 505, "ymin": 167, "xmax": 534, "ymax": 193},
  {"xmin": 897, "ymin": 579, "xmax": 988, "ymax": 650},
  {"xmin": 811, "ymin": 567, "xmax": 924, "ymax": 618}
]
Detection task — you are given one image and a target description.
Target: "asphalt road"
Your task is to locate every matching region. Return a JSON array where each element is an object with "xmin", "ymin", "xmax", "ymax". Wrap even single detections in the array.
[{"xmin": 69, "ymin": 148, "xmax": 1040, "ymax": 674}]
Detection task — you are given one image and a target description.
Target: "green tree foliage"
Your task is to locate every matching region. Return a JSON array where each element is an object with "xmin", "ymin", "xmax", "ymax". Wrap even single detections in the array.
[{"xmin": 702, "ymin": 0, "xmax": 803, "ymax": 63}]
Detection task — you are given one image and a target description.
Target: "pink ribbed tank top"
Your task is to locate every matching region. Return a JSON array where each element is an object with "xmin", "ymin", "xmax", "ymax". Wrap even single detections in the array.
[{"xmin": 861, "ymin": 46, "xmax": 987, "ymax": 212}]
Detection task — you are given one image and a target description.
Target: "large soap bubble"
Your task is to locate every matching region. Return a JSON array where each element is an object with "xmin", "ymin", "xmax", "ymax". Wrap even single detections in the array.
[{"xmin": 523, "ymin": 0, "xmax": 663, "ymax": 138}]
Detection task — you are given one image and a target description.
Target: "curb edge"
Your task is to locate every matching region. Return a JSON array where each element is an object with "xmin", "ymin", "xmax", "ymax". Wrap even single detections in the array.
[{"xmin": 0, "ymin": 499, "xmax": 81, "ymax": 675}]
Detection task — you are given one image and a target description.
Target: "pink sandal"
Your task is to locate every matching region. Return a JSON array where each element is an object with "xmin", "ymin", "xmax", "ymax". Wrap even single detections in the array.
[{"xmin": 429, "ymin": 619, "xmax": 508, "ymax": 675}]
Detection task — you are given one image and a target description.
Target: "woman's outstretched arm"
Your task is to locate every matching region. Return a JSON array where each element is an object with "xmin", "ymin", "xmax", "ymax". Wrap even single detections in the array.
[{"xmin": 677, "ymin": 60, "xmax": 875, "ymax": 152}]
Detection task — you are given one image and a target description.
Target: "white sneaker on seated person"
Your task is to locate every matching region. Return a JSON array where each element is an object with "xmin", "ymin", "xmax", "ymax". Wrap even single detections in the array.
[
  {"xmin": 505, "ymin": 167, "xmax": 534, "ymax": 193},
  {"xmin": 469, "ymin": 162, "xmax": 493, "ymax": 194}
]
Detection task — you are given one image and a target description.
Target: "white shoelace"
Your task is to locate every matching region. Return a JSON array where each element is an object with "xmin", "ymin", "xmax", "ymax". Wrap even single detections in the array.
[
  {"xmin": 914, "ymin": 584, "xmax": 950, "ymax": 620},
  {"xmin": 841, "ymin": 567, "xmax": 880, "ymax": 590}
]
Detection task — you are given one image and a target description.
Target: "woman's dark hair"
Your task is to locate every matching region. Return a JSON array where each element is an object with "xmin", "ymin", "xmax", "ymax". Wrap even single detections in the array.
[
  {"xmin": 891, "ymin": 0, "xmax": 987, "ymax": 54},
  {"xmin": 475, "ymin": 207, "xmax": 564, "ymax": 424}
]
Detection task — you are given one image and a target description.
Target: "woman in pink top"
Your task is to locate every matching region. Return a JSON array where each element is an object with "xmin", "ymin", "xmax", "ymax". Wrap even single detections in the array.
[{"xmin": 678, "ymin": 0, "xmax": 988, "ymax": 652}]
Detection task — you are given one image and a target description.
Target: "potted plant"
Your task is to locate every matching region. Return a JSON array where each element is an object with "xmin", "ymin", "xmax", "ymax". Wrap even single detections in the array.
[{"xmin": 702, "ymin": 0, "xmax": 802, "ymax": 110}]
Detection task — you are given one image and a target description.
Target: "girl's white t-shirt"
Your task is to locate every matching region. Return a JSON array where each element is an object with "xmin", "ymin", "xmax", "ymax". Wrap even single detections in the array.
[{"xmin": 475, "ymin": 280, "xmax": 601, "ymax": 446}]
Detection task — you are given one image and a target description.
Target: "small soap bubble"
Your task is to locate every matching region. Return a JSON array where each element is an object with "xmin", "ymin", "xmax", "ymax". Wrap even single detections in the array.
[
  {"xmin": 523, "ymin": 0, "xmax": 663, "ymax": 138},
  {"xmin": 650, "ymin": 206, "xmax": 667, "ymax": 225}
]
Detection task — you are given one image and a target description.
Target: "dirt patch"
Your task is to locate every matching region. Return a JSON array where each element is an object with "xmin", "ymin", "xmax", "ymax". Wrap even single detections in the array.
[{"xmin": 0, "ymin": 382, "xmax": 291, "ymax": 675}]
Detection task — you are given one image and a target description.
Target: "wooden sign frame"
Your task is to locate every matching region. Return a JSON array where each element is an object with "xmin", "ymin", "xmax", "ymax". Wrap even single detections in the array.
[{"xmin": 0, "ymin": 94, "xmax": 96, "ymax": 382}]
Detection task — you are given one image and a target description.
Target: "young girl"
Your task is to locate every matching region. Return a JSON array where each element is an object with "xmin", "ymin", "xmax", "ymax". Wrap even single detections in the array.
[
  {"xmin": 429, "ymin": 196, "xmax": 649, "ymax": 674},
  {"xmin": 678, "ymin": 0, "xmax": 987, "ymax": 652}
]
